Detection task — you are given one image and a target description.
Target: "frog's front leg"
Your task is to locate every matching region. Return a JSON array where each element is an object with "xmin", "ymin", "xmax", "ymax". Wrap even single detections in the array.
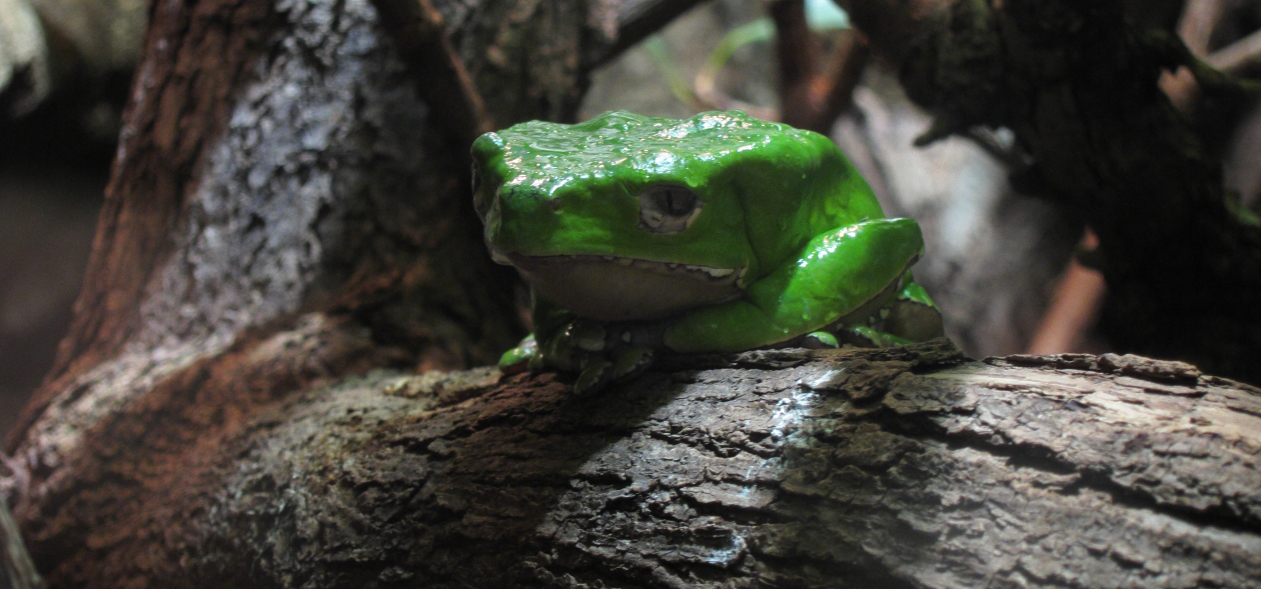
[
  {"xmin": 500, "ymin": 296, "xmax": 662, "ymax": 394},
  {"xmin": 663, "ymin": 218, "xmax": 926, "ymax": 353}
]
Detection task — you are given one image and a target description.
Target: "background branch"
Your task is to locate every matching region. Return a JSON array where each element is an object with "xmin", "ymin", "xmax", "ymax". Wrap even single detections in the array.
[
  {"xmin": 771, "ymin": 0, "xmax": 870, "ymax": 133},
  {"xmin": 370, "ymin": 0, "xmax": 494, "ymax": 149},
  {"xmin": 837, "ymin": 0, "xmax": 1261, "ymax": 383}
]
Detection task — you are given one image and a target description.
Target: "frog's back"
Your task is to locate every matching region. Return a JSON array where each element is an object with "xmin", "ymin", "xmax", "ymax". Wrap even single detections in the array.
[
  {"xmin": 604, "ymin": 111, "xmax": 881, "ymax": 268},
  {"xmin": 474, "ymin": 110, "xmax": 887, "ymax": 281},
  {"xmin": 711, "ymin": 114, "xmax": 885, "ymax": 274},
  {"xmin": 608, "ymin": 111, "xmax": 886, "ymax": 278}
]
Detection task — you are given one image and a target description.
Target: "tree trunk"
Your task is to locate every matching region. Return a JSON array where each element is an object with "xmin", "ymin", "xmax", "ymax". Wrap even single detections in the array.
[{"xmin": 2, "ymin": 0, "xmax": 1260, "ymax": 587}]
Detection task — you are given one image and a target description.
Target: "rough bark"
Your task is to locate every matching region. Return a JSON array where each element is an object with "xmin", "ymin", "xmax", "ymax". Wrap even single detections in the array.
[
  {"xmin": 22, "ymin": 339, "xmax": 1261, "ymax": 588},
  {"xmin": 833, "ymin": 0, "xmax": 1261, "ymax": 384},
  {"xmin": 199, "ymin": 344, "xmax": 1261, "ymax": 588},
  {"xmin": 1, "ymin": 0, "xmax": 533, "ymax": 581},
  {"xmin": 4, "ymin": 0, "xmax": 1261, "ymax": 587},
  {"xmin": 1, "ymin": 0, "xmax": 689, "ymax": 585}
]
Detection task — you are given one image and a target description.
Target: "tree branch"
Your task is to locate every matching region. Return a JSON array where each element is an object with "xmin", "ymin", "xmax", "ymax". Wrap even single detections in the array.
[
  {"xmin": 772, "ymin": 0, "xmax": 870, "ymax": 133},
  {"xmin": 837, "ymin": 0, "xmax": 1261, "ymax": 384},
  {"xmin": 591, "ymin": 0, "xmax": 709, "ymax": 67},
  {"xmin": 370, "ymin": 0, "xmax": 494, "ymax": 148},
  {"xmin": 62, "ymin": 341, "xmax": 1261, "ymax": 587},
  {"xmin": 1207, "ymin": 27, "xmax": 1261, "ymax": 76}
]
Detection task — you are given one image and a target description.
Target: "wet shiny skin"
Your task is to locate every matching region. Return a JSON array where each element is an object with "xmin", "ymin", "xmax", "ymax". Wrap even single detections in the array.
[{"xmin": 473, "ymin": 110, "xmax": 937, "ymax": 382}]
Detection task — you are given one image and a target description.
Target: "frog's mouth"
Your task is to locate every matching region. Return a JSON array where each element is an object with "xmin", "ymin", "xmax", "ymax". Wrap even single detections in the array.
[{"xmin": 503, "ymin": 253, "xmax": 746, "ymax": 322}]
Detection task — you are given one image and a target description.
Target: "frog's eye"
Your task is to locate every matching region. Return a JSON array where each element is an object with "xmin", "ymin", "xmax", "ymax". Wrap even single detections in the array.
[{"xmin": 637, "ymin": 185, "xmax": 703, "ymax": 234}]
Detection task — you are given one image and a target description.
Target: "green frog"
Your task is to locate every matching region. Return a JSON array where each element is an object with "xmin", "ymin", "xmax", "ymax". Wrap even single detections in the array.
[{"xmin": 472, "ymin": 110, "xmax": 943, "ymax": 393}]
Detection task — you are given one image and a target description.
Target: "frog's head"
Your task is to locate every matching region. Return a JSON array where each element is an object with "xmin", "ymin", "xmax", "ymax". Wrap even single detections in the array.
[{"xmin": 472, "ymin": 110, "xmax": 869, "ymax": 321}]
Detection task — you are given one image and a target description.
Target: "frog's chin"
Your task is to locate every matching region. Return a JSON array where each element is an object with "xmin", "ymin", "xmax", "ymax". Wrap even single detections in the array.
[{"xmin": 505, "ymin": 253, "xmax": 746, "ymax": 322}]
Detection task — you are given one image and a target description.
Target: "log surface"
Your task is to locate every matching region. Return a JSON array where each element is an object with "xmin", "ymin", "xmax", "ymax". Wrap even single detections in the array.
[{"xmin": 180, "ymin": 341, "xmax": 1261, "ymax": 588}]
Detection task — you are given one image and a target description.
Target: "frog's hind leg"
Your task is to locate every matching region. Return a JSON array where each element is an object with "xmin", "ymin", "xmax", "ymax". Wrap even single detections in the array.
[
  {"xmin": 663, "ymin": 218, "xmax": 926, "ymax": 353},
  {"xmin": 832, "ymin": 277, "xmax": 944, "ymax": 347}
]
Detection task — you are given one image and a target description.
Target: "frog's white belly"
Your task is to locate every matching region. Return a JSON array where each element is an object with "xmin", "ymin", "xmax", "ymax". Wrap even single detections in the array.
[{"xmin": 509, "ymin": 254, "xmax": 744, "ymax": 321}]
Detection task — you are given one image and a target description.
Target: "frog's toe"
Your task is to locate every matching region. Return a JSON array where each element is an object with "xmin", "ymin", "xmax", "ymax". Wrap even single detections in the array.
[
  {"xmin": 802, "ymin": 331, "xmax": 840, "ymax": 349},
  {"xmin": 611, "ymin": 346, "xmax": 655, "ymax": 380},
  {"xmin": 498, "ymin": 335, "xmax": 538, "ymax": 374},
  {"xmin": 838, "ymin": 325, "xmax": 910, "ymax": 348},
  {"xmin": 574, "ymin": 360, "xmax": 614, "ymax": 396},
  {"xmin": 884, "ymin": 298, "xmax": 945, "ymax": 342}
]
